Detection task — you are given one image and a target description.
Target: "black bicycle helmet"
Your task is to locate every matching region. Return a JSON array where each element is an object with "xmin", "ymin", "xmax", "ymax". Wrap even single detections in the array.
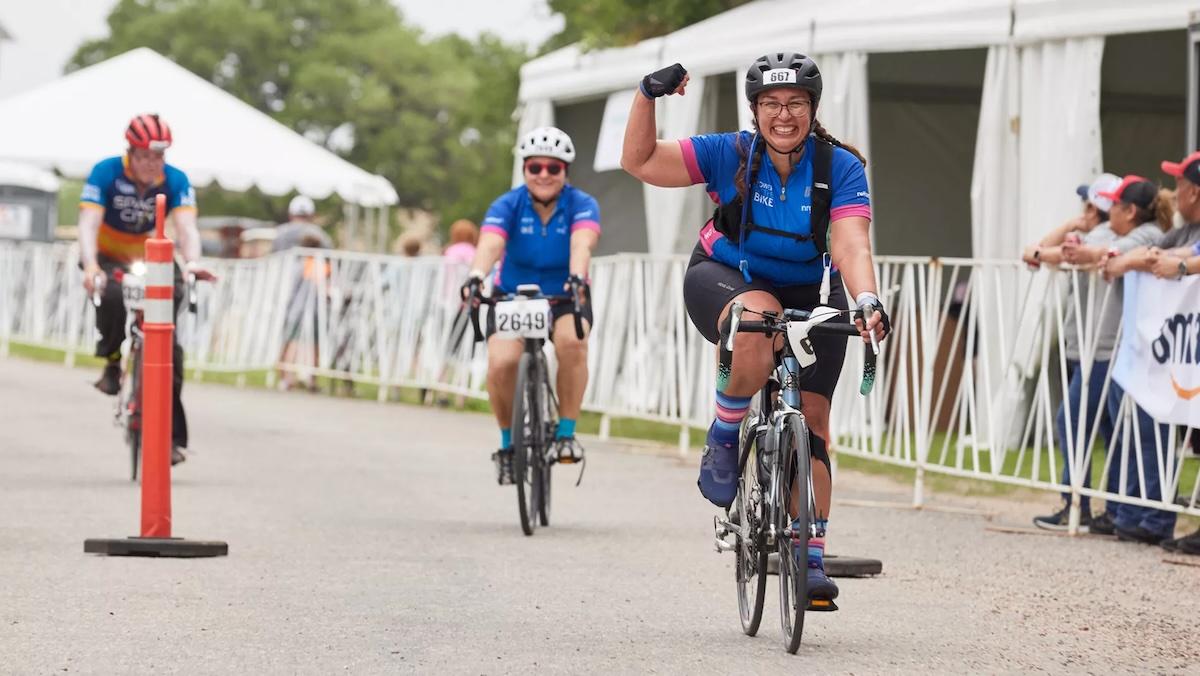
[{"xmin": 745, "ymin": 52, "xmax": 822, "ymax": 108}]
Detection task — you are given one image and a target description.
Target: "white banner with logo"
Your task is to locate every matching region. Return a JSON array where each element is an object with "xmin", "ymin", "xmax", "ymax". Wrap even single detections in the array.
[{"xmin": 1111, "ymin": 272, "xmax": 1200, "ymax": 427}]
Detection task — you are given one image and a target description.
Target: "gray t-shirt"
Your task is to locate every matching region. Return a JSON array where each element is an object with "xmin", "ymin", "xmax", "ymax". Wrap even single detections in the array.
[
  {"xmin": 272, "ymin": 220, "xmax": 334, "ymax": 252},
  {"xmin": 1158, "ymin": 221, "xmax": 1200, "ymax": 250},
  {"xmin": 1062, "ymin": 222, "xmax": 1163, "ymax": 361}
]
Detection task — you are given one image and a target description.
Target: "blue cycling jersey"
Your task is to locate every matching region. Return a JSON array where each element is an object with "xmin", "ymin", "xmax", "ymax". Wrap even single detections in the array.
[
  {"xmin": 481, "ymin": 184, "xmax": 601, "ymax": 293},
  {"xmin": 80, "ymin": 155, "xmax": 196, "ymax": 263},
  {"xmin": 681, "ymin": 131, "xmax": 871, "ymax": 286}
]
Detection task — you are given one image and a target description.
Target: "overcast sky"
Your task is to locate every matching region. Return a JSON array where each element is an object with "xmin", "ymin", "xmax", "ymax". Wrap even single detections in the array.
[{"xmin": 0, "ymin": 0, "xmax": 561, "ymax": 99}]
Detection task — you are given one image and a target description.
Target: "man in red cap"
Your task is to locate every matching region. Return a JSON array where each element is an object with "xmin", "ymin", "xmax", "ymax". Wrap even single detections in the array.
[{"xmin": 1104, "ymin": 151, "xmax": 1200, "ymax": 280}]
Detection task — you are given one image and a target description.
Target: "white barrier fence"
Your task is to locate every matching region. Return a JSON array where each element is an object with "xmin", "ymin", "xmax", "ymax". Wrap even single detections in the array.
[{"xmin": 2, "ymin": 241, "xmax": 1196, "ymax": 525}]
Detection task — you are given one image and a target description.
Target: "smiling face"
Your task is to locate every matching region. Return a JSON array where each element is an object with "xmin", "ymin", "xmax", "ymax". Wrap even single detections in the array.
[
  {"xmin": 523, "ymin": 156, "xmax": 567, "ymax": 203},
  {"xmin": 753, "ymin": 87, "xmax": 814, "ymax": 150}
]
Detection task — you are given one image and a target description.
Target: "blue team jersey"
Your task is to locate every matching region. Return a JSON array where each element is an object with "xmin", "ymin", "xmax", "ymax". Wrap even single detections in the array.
[
  {"xmin": 80, "ymin": 155, "xmax": 196, "ymax": 263},
  {"xmin": 481, "ymin": 184, "xmax": 601, "ymax": 293},
  {"xmin": 680, "ymin": 131, "xmax": 871, "ymax": 286}
]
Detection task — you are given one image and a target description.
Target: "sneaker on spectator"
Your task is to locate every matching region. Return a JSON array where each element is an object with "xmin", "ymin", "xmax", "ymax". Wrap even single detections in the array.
[
  {"xmin": 1161, "ymin": 528, "xmax": 1200, "ymax": 555},
  {"xmin": 1033, "ymin": 503, "xmax": 1091, "ymax": 532},
  {"xmin": 1089, "ymin": 512, "xmax": 1115, "ymax": 536},
  {"xmin": 1115, "ymin": 524, "xmax": 1166, "ymax": 545}
]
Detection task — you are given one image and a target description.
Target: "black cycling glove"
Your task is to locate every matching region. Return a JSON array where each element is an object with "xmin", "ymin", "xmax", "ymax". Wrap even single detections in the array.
[
  {"xmin": 460, "ymin": 274, "xmax": 483, "ymax": 306},
  {"xmin": 856, "ymin": 297, "xmax": 891, "ymax": 339},
  {"xmin": 640, "ymin": 63, "xmax": 687, "ymax": 99}
]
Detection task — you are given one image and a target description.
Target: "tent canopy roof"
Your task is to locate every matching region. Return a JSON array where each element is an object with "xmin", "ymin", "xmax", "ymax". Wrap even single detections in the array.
[
  {"xmin": 0, "ymin": 159, "xmax": 60, "ymax": 193},
  {"xmin": 519, "ymin": 0, "xmax": 1197, "ymax": 103},
  {"xmin": 0, "ymin": 48, "xmax": 397, "ymax": 206}
]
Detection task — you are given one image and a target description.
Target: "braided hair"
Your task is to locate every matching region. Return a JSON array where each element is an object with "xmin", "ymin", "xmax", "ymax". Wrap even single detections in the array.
[
  {"xmin": 813, "ymin": 120, "xmax": 867, "ymax": 167},
  {"xmin": 733, "ymin": 132, "xmax": 769, "ymax": 201}
]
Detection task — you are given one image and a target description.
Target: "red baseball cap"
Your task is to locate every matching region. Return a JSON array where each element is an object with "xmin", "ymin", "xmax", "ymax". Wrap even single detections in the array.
[
  {"xmin": 1096, "ymin": 175, "xmax": 1157, "ymax": 209},
  {"xmin": 1161, "ymin": 150, "xmax": 1200, "ymax": 185}
]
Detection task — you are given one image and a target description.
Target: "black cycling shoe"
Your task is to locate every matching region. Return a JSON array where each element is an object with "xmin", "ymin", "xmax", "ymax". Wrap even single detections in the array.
[
  {"xmin": 170, "ymin": 447, "xmax": 186, "ymax": 466},
  {"xmin": 94, "ymin": 362, "xmax": 121, "ymax": 396},
  {"xmin": 492, "ymin": 448, "xmax": 514, "ymax": 485}
]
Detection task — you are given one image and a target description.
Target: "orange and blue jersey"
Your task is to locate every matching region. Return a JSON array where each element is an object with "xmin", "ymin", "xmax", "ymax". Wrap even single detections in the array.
[
  {"xmin": 80, "ymin": 155, "xmax": 196, "ymax": 264},
  {"xmin": 680, "ymin": 131, "xmax": 871, "ymax": 286},
  {"xmin": 481, "ymin": 184, "xmax": 600, "ymax": 293}
]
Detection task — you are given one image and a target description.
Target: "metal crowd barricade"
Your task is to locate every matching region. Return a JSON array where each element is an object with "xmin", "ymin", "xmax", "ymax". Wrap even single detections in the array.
[{"xmin": 2, "ymin": 240, "xmax": 1196, "ymax": 525}]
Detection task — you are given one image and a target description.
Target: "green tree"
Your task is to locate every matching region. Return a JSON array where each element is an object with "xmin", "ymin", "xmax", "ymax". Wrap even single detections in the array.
[
  {"xmin": 69, "ymin": 0, "xmax": 526, "ymax": 230},
  {"xmin": 544, "ymin": 0, "xmax": 751, "ymax": 50}
]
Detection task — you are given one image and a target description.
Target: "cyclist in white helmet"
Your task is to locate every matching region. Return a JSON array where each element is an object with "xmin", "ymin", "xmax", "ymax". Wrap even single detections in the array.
[{"xmin": 461, "ymin": 126, "xmax": 602, "ymax": 484}]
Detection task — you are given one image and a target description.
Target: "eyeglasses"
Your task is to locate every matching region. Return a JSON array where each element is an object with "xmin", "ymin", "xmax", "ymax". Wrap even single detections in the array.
[
  {"xmin": 756, "ymin": 100, "xmax": 812, "ymax": 117},
  {"xmin": 525, "ymin": 161, "xmax": 564, "ymax": 176}
]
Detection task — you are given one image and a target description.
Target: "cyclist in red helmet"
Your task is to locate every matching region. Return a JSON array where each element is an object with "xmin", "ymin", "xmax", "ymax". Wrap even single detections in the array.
[{"xmin": 78, "ymin": 113, "xmax": 215, "ymax": 466}]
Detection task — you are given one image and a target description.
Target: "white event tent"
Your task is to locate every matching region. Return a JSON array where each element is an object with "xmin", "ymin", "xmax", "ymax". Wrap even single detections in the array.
[
  {"xmin": 516, "ymin": 0, "xmax": 1198, "ymax": 260},
  {"xmin": 0, "ymin": 48, "xmax": 398, "ymax": 248}
]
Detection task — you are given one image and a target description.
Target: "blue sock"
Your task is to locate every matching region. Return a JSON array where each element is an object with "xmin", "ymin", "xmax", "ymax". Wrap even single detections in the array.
[
  {"xmin": 808, "ymin": 519, "xmax": 828, "ymax": 569},
  {"xmin": 555, "ymin": 418, "xmax": 576, "ymax": 440},
  {"xmin": 710, "ymin": 392, "xmax": 752, "ymax": 448},
  {"xmin": 500, "ymin": 428, "xmax": 511, "ymax": 449}
]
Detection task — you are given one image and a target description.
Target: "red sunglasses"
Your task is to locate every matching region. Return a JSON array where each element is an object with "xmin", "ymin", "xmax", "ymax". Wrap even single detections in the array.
[{"xmin": 525, "ymin": 160, "xmax": 565, "ymax": 176}]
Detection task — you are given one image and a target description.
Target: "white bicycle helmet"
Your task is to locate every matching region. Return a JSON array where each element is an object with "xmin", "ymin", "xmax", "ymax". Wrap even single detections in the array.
[{"xmin": 516, "ymin": 126, "xmax": 576, "ymax": 164}]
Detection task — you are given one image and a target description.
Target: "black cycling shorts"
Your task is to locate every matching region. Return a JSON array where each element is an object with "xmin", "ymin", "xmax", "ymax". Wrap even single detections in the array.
[{"xmin": 682, "ymin": 245, "xmax": 849, "ymax": 401}]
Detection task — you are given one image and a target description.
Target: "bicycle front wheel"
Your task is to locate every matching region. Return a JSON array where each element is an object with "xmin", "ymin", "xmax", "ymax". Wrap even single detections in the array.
[
  {"xmin": 735, "ymin": 412, "xmax": 768, "ymax": 636},
  {"xmin": 125, "ymin": 347, "xmax": 143, "ymax": 482},
  {"xmin": 537, "ymin": 367, "xmax": 555, "ymax": 527},
  {"xmin": 510, "ymin": 352, "xmax": 539, "ymax": 536},
  {"xmin": 777, "ymin": 414, "xmax": 811, "ymax": 654}
]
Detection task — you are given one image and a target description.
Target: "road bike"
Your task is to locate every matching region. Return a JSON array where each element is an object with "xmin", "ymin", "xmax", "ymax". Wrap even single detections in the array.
[
  {"xmin": 471, "ymin": 283, "xmax": 584, "ymax": 536},
  {"xmin": 713, "ymin": 301, "xmax": 877, "ymax": 653}
]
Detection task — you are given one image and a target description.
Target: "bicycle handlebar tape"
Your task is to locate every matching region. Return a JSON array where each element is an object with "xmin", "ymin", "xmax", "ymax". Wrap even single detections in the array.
[{"xmin": 84, "ymin": 194, "xmax": 227, "ymax": 558}]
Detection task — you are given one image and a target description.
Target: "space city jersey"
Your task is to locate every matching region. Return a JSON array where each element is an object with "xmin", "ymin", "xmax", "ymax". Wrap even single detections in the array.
[
  {"xmin": 481, "ymin": 184, "xmax": 600, "ymax": 293},
  {"xmin": 679, "ymin": 131, "xmax": 871, "ymax": 286},
  {"xmin": 80, "ymin": 155, "xmax": 196, "ymax": 263}
]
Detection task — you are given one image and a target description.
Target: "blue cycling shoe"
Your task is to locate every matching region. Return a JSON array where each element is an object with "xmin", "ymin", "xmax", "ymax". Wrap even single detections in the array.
[
  {"xmin": 697, "ymin": 426, "xmax": 739, "ymax": 508},
  {"xmin": 803, "ymin": 560, "xmax": 840, "ymax": 612}
]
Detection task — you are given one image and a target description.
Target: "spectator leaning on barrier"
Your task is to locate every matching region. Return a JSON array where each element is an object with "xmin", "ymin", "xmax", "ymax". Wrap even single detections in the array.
[
  {"xmin": 1029, "ymin": 174, "xmax": 1124, "ymax": 533},
  {"xmin": 272, "ymin": 195, "xmax": 333, "ymax": 252},
  {"xmin": 1140, "ymin": 152, "xmax": 1200, "ymax": 556},
  {"xmin": 1105, "ymin": 152, "xmax": 1200, "ymax": 281},
  {"xmin": 1089, "ymin": 176, "xmax": 1180, "ymax": 546},
  {"xmin": 1022, "ymin": 173, "xmax": 1120, "ymax": 269}
]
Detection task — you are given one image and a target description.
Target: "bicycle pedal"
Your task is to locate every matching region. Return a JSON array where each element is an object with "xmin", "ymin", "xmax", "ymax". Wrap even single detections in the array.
[{"xmin": 806, "ymin": 598, "xmax": 838, "ymax": 612}]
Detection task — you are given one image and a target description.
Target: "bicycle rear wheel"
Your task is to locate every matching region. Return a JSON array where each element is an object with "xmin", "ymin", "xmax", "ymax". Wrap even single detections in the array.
[
  {"xmin": 735, "ymin": 412, "xmax": 768, "ymax": 636},
  {"xmin": 777, "ymin": 414, "xmax": 811, "ymax": 654},
  {"xmin": 510, "ymin": 352, "xmax": 539, "ymax": 536}
]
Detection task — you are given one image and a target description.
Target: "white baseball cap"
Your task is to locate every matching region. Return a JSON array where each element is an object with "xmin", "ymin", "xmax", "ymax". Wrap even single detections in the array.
[
  {"xmin": 1075, "ymin": 173, "xmax": 1121, "ymax": 212},
  {"xmin": 288, "ymin": 195, "xmax": 316, "ymax": 217}
]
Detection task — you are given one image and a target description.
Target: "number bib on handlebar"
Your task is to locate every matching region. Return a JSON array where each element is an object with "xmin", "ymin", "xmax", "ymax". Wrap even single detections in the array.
[
  {"xmin": 122, "ymin": 275, "xmax": 146, "ymax": 311},
  {"xmin": 785, "ymin": 305, "xmax": 841, "ymax": 368},
  {"xmin": 494, "ymin": 298, "xmax": 551, "ymax": 339}
]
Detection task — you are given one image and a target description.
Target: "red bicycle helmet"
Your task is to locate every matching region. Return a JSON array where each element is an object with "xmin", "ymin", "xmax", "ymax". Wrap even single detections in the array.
[{"xmin": 125, "ymin": 113, "xmax": 172, "ymax": 150}]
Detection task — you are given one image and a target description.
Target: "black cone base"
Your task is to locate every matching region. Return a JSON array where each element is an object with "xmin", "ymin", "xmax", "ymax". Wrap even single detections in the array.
[
  {"xmin": 766, "ymin": 552, "xmax": 882, "ymax": 577},
  {"xmin": 84, "ymin": 537, "xmax": 228, "ymax": 558}
]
